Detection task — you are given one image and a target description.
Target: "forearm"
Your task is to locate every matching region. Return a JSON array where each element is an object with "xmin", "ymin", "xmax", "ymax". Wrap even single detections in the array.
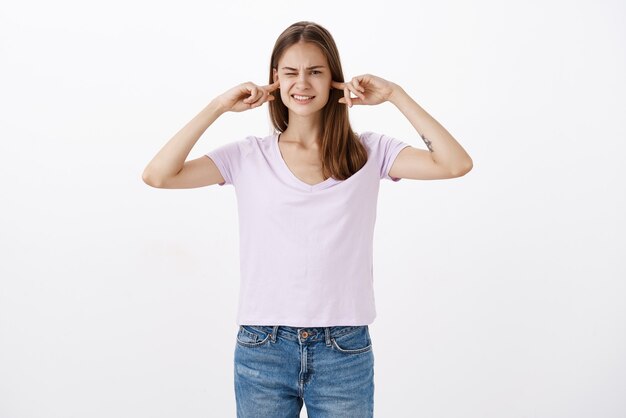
[
  {"xmin": 388, "ymin": 84, "xmax": 473, "ymax": 173},
  {"xmin": 142, "ymin": 98, "xmax": 226, "ymax": 182}
]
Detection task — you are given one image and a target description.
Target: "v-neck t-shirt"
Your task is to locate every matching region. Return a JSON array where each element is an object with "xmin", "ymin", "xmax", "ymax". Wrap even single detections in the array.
[{"xmin": 205, "ymin": 130, "xmax": 410, "ymax": 327}]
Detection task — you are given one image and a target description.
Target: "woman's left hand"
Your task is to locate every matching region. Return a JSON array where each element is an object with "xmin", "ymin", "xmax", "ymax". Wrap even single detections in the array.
[{"xmin": 331, "ymin": 74, "xmax": 398, "ymax": 107}]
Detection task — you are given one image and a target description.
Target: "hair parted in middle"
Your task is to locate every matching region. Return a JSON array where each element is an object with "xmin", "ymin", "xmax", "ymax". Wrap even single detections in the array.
[{"xmin": 268, "ymin": 21, "xmax": 368, "ymax": 182}]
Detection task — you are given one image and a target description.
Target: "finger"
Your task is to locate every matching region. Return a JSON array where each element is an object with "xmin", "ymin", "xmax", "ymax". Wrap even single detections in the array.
[
  {"xmin": 339, "ymin": 97, "xmax": 362, "ymax": 106},
  {"xmin": 252, "ymin": 89, "xmax": 266, "ymax": 105},
  {"xmin": 353, "ymin": 78, "xmax": 365, "ymax": 93},
  {"xmin": 352, "ymin": 78, "xmax": 366, "ymax": 99},
  {"xmin": 259, "ymin": 89, "xmax": 274, "ymax": 104},
  {"xmin": 267, "ymin": 79, "xmax": 280, "ymax": 91},
  {"xmin": 258, "ymin": 93, "xmax": 274, "ymax": 107},
  {"xmin": 343, "ymin": 86, "xmax": 352, "ymax": 107},
  {"xmin": 247, "ymin": 86, "xmax": 259, "ymax": 103},
  {"xmin": 261, "ymin": 89, "xmax": 271, "ymax": 102},
  {"xmin": 345, "ymin": 85, "xmax": 363, "ymax": 106},
  {"xmin": 250, "ymin": 94, "xmax": 263, "ymax": 108},
  {"xmin": 345, "ymin": 80, "xmax": 364, "ymax": 101},
  {"xmin": 263, "ymin": 84, "xmax": 279, "ymax": 99},
  {"xmin": 331, "ymin": 80, "xmax": 345, "ymax": 90},
  {"xmin": 251, "ymin": 87, "xmax": 266, "ymax": 104}
]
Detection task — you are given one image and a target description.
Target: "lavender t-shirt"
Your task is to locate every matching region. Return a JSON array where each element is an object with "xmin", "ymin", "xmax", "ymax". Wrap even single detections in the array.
[{"xmin": 205, "ymin": 131, "xmax": 410, "ymax": 327}]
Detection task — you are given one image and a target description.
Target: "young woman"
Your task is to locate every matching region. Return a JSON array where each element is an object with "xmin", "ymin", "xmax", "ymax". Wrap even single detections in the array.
[{"xmin": 143, "ymin": 20, "xmax": 472, "ymax": 418}]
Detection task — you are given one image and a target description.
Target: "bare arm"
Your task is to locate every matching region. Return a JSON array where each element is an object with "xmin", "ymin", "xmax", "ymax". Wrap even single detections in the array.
[
  {"xmin": 333, "ymin": 75, "xmax": 472, "ymax": 180},
  {"xmin": 142, "ymin": 80, "xmax": 280, "ymax": 189},
  {"xmin": 388, "ymin": 84, "xmax": 473, "ymax": 176},
  {"xmin": 141, "ymin": 99, "xmax": 225, "ymax": 187}
]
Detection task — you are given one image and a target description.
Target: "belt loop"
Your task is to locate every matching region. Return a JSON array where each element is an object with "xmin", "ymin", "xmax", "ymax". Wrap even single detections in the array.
[
  {"xmin": 272, "ymin": 325, "xmax": 279, "ymax": 343},
  {"xmin": 325, "ymin": 327, "xmax": 331, "ymax": 346}
]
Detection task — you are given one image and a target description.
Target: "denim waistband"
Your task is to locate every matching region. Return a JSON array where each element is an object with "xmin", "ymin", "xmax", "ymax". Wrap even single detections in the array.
[{"xmin": 241, "ymin": 324, "xmax": 368, "ymax": 344}]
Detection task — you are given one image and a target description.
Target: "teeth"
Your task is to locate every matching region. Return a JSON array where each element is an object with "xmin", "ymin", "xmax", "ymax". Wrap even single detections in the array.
[{"xmin": 293, "ymin": 95, "xmax": 313, "ymax": 100}]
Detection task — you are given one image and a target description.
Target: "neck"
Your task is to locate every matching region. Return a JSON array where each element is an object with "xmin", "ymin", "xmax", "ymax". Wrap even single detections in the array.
[{"xmin": 281, "ymin": 112, "xmax": 322, "ymax": 149}]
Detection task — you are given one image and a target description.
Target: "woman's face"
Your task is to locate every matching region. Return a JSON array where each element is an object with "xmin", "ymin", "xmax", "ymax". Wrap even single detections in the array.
[{"xmin": 273, "ymin": 41, "xmax": 332, "ymax": 116}]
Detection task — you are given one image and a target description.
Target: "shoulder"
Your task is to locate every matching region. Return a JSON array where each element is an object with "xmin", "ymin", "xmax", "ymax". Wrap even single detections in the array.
[
  {"xmin": 356, "ymin": 130, "xmax": 397, "ymax": 153},
  {"xmin": 358, "ymin": 130, "xmax": 408, "ymax": 148},
  {"xmin": 355, "ymin": 130, "xmax": 378, "ymax": 151},
  {"xmin": 356, "ymin": 130, "xmax": 376, "ymax": 144},
  {"xmin": 214, "ymin": 134, "xmax": 263, "ymax": 157},
  {"xmin": 223, "ymin": 133, "xmax": 281, "ymax": 161}
]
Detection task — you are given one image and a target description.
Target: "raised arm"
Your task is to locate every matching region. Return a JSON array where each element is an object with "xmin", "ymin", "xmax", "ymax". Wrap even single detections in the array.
[
  {"xmin": 333, "ymin": 74, "xmax": 473, "ymax": 180},
  {"xmin": 141, "ymin": 99, "xmax": 226, "ymax": 188},
  {"xmin": 142, "ymin": 80, "xmax": 279, "ymax": 189},
  {"xmin": 387, "ymin": 84, "xmax": 473, "ymax": 178}
]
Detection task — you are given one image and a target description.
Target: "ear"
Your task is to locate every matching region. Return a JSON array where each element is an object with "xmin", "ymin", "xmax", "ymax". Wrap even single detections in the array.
[{"xmin": 273, "ymin": 68, "xmax": 278, "ymax": 83}]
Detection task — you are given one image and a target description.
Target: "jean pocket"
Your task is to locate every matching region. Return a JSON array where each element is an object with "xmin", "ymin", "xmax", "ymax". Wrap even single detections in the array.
[
  {"xmin": 330, "ymin": 326, "xmax": 372, "ymax": 354},
  {"xmin": 236, "ymin": 325, "xmax": 272, "ymax": 348}
]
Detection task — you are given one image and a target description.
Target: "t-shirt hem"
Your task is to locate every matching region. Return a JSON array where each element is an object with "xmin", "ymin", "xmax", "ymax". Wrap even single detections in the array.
[
  {"xmin": 387, "ymin": 143, "xmax": 412, "ymax": 182},
  {"xmin": 204, "ymin": 154, "xmax": 228, "ymax": 186},
  {"xmin": 236, "ymin": 318, "xmax": 376, "ymax": 327}
]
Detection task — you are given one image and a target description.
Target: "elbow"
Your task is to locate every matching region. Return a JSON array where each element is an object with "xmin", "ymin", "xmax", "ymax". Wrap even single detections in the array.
[
  {"xmin": 463, "ymin": 159, "xmax": 473, "ymax": 175},
  {"xmin": 451, "ymin": 159, "xmax": 473, "ymax": 177},
  {"xmin": 142, "ymin": 170, "xmax": 164, "ymax": 188}
]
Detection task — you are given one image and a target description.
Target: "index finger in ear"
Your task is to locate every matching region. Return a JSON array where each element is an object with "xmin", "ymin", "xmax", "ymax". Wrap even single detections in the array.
[
  {"xmin": 331, "ymin": 80, "xmax": 345, "ymax": 90},
  {"xmin": 266, "ymin": 79, "xmax": 280, "ymax": 91}
]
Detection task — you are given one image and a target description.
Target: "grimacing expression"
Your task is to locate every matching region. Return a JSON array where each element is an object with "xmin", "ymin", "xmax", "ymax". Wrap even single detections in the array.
[{"xmin": 273, "ymin": 42, "xmax": 332, "ymax": 114}]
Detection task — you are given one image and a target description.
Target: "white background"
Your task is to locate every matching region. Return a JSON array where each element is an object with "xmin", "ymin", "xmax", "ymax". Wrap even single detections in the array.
[{"xmin": 1, "ymin": 0, "xmax": 624, "ymax": 417}]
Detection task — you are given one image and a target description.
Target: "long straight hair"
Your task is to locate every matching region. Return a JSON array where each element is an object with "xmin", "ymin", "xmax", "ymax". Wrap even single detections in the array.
[{"xmin": 268, "ymin": 21, "xmax": 368, "ymax": 181}]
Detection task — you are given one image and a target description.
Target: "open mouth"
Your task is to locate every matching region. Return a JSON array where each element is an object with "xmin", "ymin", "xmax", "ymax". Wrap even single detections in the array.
[{"xmin": 291, "ymin": 94, "xmax": 315, "ymax": 103}]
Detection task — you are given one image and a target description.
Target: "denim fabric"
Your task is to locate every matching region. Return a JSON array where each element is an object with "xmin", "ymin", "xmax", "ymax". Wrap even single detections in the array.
[{"xmin": 234, "ymin": 324, "xmax": 375, "ymax": 417}]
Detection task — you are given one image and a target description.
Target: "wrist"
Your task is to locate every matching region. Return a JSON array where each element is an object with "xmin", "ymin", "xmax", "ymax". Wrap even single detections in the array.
[
  {"xmin": 210, "ymin": 97, "xmax": 228, "ymax": 115},
  {"xmin": 387, "ymin": 83, "xmax": 404, "ymax": 104}
]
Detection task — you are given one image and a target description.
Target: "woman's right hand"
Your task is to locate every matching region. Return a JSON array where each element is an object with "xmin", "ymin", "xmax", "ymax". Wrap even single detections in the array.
[{"xmin": 216, "ymin": 80, "xmax": 280, "ymax": 113}]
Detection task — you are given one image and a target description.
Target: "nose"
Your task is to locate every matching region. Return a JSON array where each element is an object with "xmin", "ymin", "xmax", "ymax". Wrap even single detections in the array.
[{"xmin": 295, "ymin": 72, "xmax": 311, "ymax": 88}]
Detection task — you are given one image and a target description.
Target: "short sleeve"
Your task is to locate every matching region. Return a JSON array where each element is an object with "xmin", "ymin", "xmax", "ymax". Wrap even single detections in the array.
[
  {"xmin": 362, "ymin": 131, "xmax": 411, "ymax": 182},
  {"xmin": 204, "ymin": 139, "xmax": 248, "ymax": 186}
]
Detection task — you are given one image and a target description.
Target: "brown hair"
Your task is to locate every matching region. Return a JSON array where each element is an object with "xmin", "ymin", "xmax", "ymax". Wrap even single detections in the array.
[{"xmin": 268, "ymin": 21, "xmax": 368, "ymax": 181}]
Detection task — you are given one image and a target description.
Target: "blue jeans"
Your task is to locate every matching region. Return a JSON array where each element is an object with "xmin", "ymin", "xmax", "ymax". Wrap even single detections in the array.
[{"xmin": 234, "ymin": 324, "xmax": 375, "ymax": 417}]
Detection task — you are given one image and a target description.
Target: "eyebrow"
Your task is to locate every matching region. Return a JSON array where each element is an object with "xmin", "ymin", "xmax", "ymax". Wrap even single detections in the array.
[{"xmin": 281, "ymin": 65, "xmax": 326, "ymax": 71}]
